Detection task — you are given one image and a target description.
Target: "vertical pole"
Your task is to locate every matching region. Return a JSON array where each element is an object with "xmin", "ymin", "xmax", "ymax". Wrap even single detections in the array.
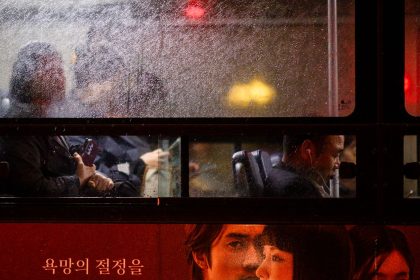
[
  {"xmin": 330, "ymin": 169, "xmax": 340, "ymax": 198},
  {"xmin": 328, "ymin": 0, "xmax": 339, "ymax": 117}
]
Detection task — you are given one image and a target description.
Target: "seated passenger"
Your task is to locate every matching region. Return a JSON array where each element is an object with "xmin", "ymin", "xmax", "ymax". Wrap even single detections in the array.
[
  {"xmin": 265, "ymin": 134, "xmax": 344, "ymax": 198},
  {"xmin": 67, "ymin": 136, "xmax": 169, "ymax": 193},
  {"xmin": 1, "ymin": 41, "xmax": 116, "ymax": 196},
  {"xmin": 349, "ymin": 225, "xmax": 414, "ymax": 280}
]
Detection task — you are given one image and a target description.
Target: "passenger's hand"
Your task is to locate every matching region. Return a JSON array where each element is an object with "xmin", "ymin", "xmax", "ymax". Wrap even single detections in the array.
[
  {"xmin": 87, "ymin": 173, "xmax": 114, "ymax": 192},
  {"xmin": 140, "ymin": 149, "xmax": 170, "ymax": 169},
  {"xmin": 73, "ymin": 152, "xmax": 95, "ymax": 187}
]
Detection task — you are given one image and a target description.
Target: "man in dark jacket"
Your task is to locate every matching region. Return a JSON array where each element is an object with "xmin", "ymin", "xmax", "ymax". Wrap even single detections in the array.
[
  {"xmin": 265, "ymin": 134, "xmax": 344, "ymax": 198},
  {"xmin": 1, "ymin": 135, "xmax": 112, "ymax": 196}
]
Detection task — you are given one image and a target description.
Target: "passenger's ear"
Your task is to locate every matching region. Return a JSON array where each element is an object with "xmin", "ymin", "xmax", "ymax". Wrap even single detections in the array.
[
  {"xmin": 300, "ymin": 140, "xmax": 315, "ymax": 161},
  {"xmin": 192, "ymin": 251, "xmax": 209, "ymax": 270}
]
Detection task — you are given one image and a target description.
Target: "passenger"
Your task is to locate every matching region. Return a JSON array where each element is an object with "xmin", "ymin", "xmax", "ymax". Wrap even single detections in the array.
[
  {"xmin": 349, "ymin": 225, "xmax": 414, "ymax": 280},
  {"xmin": 71, "ymin": 43, "xmax": 127, "ymax": 117},
  {"xmin": 185, "ymin": 224, "xmax": 264, "ymax": 280},
  {"xmin": 265, "ymin": 134, "xmax": 344, "ymax": 198},
  {"xmin": 71, "ymin": 26, "xmax": 166, "ymax": 118},
  {"xmin": 1, "ymin": 41, "xmax": 115, "ymax": 196},
  {"xmin": 256, "ymin": 225, "xmax": 353, "ymax": 280},
  {"xmin": 67, "ymin": 135, "xmax": 170, "ymax": 195},
  {"xmin": 7, "ymin": 41, "xmax": 65, "ymax": 118},
  {"xmin": 69, "ymin": 32, "xmax": 170, "ymax": 194}
]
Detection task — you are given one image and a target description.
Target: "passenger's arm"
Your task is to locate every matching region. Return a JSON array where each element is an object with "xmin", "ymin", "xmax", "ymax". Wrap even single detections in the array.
[{"xmin": 5, "ymin": 137, "xmax": 82, "ymax": 196}]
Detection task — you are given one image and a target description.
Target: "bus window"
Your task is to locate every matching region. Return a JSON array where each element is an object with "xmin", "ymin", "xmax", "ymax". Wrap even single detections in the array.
[
  {"xmin": 405, "ymin": 0, "xmax": 420, "ymax": 115},
  {"xmin": 0, "ymin": 135, "xmax": 181, "ymax": 197},
  {"xmin": 0, "ymin": 0, "xmax": 354, "ymax": 118},
  {"xmin": 190, "ymin": 134, "xmax": 356, "ymax": 198}
]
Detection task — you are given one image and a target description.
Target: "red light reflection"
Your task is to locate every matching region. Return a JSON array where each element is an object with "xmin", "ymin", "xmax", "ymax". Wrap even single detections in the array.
[
  {"xmin": 185, "ymin": 5, "xmax": 205, "ymax": 19},
  {"xmin": 405, "ymin": 72, "xmax": 418, "ymax": 112},
  {"xmin": 404, "ymin": 74, "xmax": 410, "ymax": 93}
]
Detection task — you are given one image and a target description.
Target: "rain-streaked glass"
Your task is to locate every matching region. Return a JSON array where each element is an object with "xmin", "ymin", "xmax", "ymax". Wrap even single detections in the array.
[{"xmin": 0, "ymin": 0, "xmax": 355, "ymax": 118}]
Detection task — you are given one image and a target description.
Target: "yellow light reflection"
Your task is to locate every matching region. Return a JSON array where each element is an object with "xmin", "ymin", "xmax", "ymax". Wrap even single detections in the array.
[
  {"xmin": 228, "ymin": 79, "xmax": 276, "ymax": 108},
  {"xmin": 228, "ymin": 84, "xmax": 252, "ymax": 107}
]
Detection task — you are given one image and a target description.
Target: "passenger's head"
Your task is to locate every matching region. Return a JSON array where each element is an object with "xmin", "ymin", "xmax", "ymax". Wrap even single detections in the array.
[
  {"xmin": 349, "ymin": 226, "xmax": 414, "ymax": 280},
  {"xmin": 72, "ymin": 43, "xmax": 128, "ymax": 117},
  {"xmin": 256, "ymin": 225, "xmax": 353, "ymax": 280},
  {"xmin": 185, "ymin": 224, "xmax": 265, "ymax": 280},
  {"xmin": 10, "ymin": 41, "xmax": 65, "ymax": 114},
  {"xmin": 282, "ymin": 134, "xmax": 344, "ymax": 185}
]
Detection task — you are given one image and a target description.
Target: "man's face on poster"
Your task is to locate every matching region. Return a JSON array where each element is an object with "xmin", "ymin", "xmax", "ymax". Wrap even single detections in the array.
[{"xmin": 202, "ymin": 225, "xmax": 264, "ymax": 280}]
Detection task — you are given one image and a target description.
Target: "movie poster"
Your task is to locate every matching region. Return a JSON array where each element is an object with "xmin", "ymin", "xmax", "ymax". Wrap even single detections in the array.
[{"xmin": 1, "ymin": 224, "xmax": 420, "ymax": 280}]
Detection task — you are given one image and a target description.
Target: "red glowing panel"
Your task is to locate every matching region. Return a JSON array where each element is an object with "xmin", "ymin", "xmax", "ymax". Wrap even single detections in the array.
[
  {"xmin": 404, "ymin": 72, "xmax": 417, "ymax": 107},
  {"xmin": 185, "ymin": 5, "xmax": 205, "ymax": 19},
  {"xmin": 404, "ymin": 74, "xmax": 410, "ymax": 93}
]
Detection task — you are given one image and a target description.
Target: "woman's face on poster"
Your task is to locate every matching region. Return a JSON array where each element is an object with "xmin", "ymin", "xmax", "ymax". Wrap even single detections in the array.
[
  {"xmin": 256, "ymin": 245, "xmax": 293, "ymax": 280},
  {"xmin": 370, "ymin": 250, "xmax": 410, "ymax": 280}
]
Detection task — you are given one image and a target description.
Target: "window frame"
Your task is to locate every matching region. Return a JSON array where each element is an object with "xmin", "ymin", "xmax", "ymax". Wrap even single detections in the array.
[{"xmin": 0, "ymin": 0, "xmax": 418, "ymax": 225}]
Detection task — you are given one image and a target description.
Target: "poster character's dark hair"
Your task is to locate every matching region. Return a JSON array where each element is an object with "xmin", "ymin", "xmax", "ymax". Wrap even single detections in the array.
[
  {"xmin": 262, "ymin": 225, "xmax": 353, "ymax": 280},
  {"xmin": 184, "ymin": 224, "xmax": 224, "ymax": 280},
  {"xmin": 349, "ymin": 225, "xmax": 414, "ymax": 280}
]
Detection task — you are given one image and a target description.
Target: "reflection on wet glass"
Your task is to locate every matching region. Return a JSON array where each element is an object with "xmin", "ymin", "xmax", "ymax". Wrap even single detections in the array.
[
  {"xmin": 0, "ymin": 0, "xmax": 354, "ymax": 118},
  {"xmin": 189, "ymin": 142, "xmax": 235, "ymax": 196}
]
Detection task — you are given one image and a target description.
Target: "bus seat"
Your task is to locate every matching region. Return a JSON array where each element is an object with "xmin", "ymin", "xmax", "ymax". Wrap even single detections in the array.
[
  {"xmin": 232, "ymin": 151, "xmax": 264, "ymax": 197},
  {"xmin": 251, "ymin": 149, "xmax": 273, "ymax": 181}
]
